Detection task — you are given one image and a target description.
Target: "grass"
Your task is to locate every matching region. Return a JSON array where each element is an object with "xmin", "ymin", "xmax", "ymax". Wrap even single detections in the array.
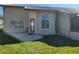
[
  {"xmin": 0, "ymin": 33, "xmax": 79, "ymax": 54},
  {"xmin": 0, "ymin": 24, "xmax": 3, "ymax": 29}
]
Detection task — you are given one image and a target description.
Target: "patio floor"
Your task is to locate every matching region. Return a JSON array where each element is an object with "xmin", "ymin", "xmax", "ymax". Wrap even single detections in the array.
[{"xmin": 7, "ymin": 32, "xmax": 43, "ymax": 41}]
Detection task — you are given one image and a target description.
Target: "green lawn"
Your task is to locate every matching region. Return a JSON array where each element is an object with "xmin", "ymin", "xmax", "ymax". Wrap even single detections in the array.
[
  {"xmin": 0, "ymin": 32, "xmax": 79, "ymax": 54},
  {"xmin": 0, "ymin": 24, "xmax": 3, "ymax": 29}
]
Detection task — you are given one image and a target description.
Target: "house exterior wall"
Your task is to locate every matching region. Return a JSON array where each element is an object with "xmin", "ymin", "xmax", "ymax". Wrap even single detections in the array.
[
  {"xmin": 58, "ymin": 13, "xmax": 70, "ymax": 37},
  {"xmin": 4, "ymin": 6, "xmax": 79, "ymax": 40},
  {"xmin": 3, "ymin": 7, "xmax": 29, "ymax": 33},
  {"xmin": 4, "ymin": 7, "xmax": 56, "ymax": 35},
  {"xmin": 57, "ymin": 13, "xmax": 79, "ymax": 40},
  {"xmin": 28, "ymin": 11, "xmax": 56, "ymax": 35}
]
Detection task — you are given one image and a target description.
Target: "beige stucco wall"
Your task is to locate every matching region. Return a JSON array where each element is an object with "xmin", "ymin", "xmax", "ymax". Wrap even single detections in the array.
[
  {"xmin": 27, "ymin": 11, "xmax": 56, "ymax": 35},
  {"xmin": 4, "ymin": 7, "xmax": 29, "ymax": 33},
  {"xmin": 58, "ymin": 13, "xmax": 70, "ymax": 37}
]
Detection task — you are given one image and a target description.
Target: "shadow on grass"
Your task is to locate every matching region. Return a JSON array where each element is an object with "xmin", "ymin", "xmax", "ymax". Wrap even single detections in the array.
[
  {"xmin": 35, "ymin": 35, "xmax": 79, "ymax": 47},
  {"xmin": 0, "ymin": 30, "xmax": 21, "ymax": 45}
]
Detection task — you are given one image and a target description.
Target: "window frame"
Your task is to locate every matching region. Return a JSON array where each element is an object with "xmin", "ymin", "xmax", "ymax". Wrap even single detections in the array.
[
  {"xmin": 41, "ymin": 14, "xmax": 49, "ymax": 30},
  {"xmin": 10, "ymin": 20, "xmax": 24, "ymax": 28}
]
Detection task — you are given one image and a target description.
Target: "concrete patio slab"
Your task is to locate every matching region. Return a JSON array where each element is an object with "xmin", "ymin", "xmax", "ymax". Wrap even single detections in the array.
[{"xmin": 7, "ymin": 32, "xmax": 43, "ymax": 41}]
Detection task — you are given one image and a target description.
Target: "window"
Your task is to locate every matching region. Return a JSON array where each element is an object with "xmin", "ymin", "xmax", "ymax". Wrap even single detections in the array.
[
  {"xmin": 41, "ymin": 15, "xmax": 49, "ymax": 29},
  {"xmin": 18, "ymin": 21, "xmax": 24, "ymax": 28},
  {"xmin": 11, "ymin": 21, "xmax": 24, "ymax": 28},
  {"xmin": 71, "ymin": 15, "xmax": 79, "ymax": 32}
]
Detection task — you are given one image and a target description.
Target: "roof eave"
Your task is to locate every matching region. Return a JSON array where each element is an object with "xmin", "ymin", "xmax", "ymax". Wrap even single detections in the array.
[{"xmin": 24, "ymin": 6, "xmax": 58, "ymax": 11}]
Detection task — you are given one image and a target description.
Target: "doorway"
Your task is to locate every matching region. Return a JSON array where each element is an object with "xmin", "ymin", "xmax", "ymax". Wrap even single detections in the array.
[{"xmin": 29, "ymin": 18, "xmax": 35, "ymax": 34}]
